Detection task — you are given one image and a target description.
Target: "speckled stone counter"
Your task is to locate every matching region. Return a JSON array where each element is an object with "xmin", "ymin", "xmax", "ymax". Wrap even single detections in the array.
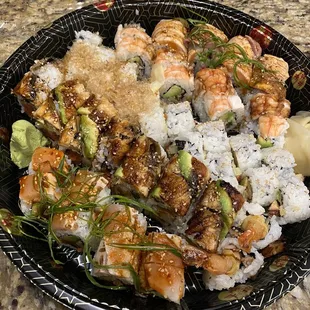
[{"xmin": 0, "ymin": 1, "xmax": 309, "ymax": 309}]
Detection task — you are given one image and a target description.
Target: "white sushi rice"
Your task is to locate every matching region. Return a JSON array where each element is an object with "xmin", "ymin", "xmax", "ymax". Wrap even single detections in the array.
[
  {"xmin": 277, "ymin": 174, "xmax": 310, "ymax": 225},
  {"xmin": 177, "ymin": 131, "xmax": 205, "ymax": 163},
  {"xmin": 253, "ymin": 216, "xmax": 282, "ymax": 250},
  {"xmin": 204, "ymin": 249, "xmax": 264, "ymax": 291},
  {"xmin": 165, "ymin": 101, "xmax": 195, "ymax": 139},
  {"xmin": 229, "ymin": 133, "xmax": 262, "ymax": 172},
  {"xmin": 139, "ymin": 104, "xmax": 168, "ymax": 146},
  {"xmin": 204, "ymin": 152, "xmax": 239, "ymax": 189},
  {"xmin": 75, "ymin": 30, "xmax": 103, "ymax": 46},
  {"xmin": 195, "ymin": 120, "xmax": 230, "ymax": 153},
  {"xmin": 261, "ymin": 147, "xmax": 296, "ymax": 170},
  {"xmin": 245, "ymin": 166, "xmax": 280, "ymax": 206},
  {"xmin": 234, "ymin": 202, "xmax": 265, "ymax": 226},
  {"xmin": 33, "ymin": 62, "xmax": 63, "ymax": 90}
]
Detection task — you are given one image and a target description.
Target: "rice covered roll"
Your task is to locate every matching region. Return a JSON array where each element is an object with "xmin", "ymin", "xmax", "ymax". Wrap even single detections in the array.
[
  {"xmin": 92, "ymin": 204, "xmax": 147, "ymax": 285},
  {"xmin": 203, "ymin": 248, "xmax": 264, "ymax": 291},
  {"xmin": 261, "ymin": 147, "xmax": 296, "ymax": 172},
  {"xmin": 277, "ymin": 173, "xmax": 310, "ymax": 225},
  {"xmin": 151, "ymin": 150, "xmax": 209, "ymax": 218},
  {"xmin": 193, "ymin": 68, "xmax": 244, "ymax": 126},
  {"xmin": 204, "ymin": 151, "xmax": 240, "ymax": 189},
  {"xmin": 139, "ymin": 104, "xmax": 168, "ymax": 147},
  {"xmin": 165, "ymin": 101, "xmax": 195, "ymax": 140},
  {"xmin": 139, "ymin": 232, "xmax": 185, "ymax": 304},
  {"xmin": 244, "ymin": 166, "xmax": 280, "ymax": 206},
  {"xmin": 115, "ymin": 24, "xmax": 155, "ymax": 79},
  {"xmin": 113, "ymin": 136, "xmax": 166, "ymax": 197},
  {"xmin": 229, "ymin": 133, "xmax": 262, "ymax": 172},
  {"xmin": 196, "ymin": 120, "xmax": 230, "ymax": 154}
]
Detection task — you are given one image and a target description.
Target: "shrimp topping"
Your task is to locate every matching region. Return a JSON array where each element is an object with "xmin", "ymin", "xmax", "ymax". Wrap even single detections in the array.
[
  {"xmin": 258, "ymin": 115, "xmax": 288, "ymax": 138},
  {"xmin": 250, "ymin": 93, "xmax": 291, "ymax": 120},
  {"xmin": 238, "ymin": 215, "xmax": 268, "ymax": 252}
]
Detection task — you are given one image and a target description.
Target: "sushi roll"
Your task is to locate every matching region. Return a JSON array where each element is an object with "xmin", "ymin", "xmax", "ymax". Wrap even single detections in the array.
[
  {"xmin": 54, "ymin": 80, "xmax": 90, "ymax": 125},
  {"xmin": 186, "ymin": 180, "xmax": 245, "ymax": 251},
  {"xmin": 204, "ymin": 151, "xmax": 240, "ymax": 189},
  {"xmin": 277, "ymin": 173, "xmax": 310, "ymax": 225},
  {"xmin": 203, "ymin": 249, "xmax": 264, "ymax": 291},
  {"xmin": 152, "ymin": 19, "xmax": 194, "ymax": 102},
  {"xmin": 229, "ymin": 133, "xmax": 262, "ymax": 172},
  {"xmin": 93, "ymin": 204, "xmax": 147, "ymax": 285},
  {"xmin": 139, "ymin": 232, "xmax": 185, "ymax": 304},
  {"xmin": 139, "ymin": 104, "xmax": 168, "ymax": 147},
  {"xmin": 165, "ymin": 101, "xmax": 195, "ymax": 140},
  {"xmin": 96, "ymin": 118, "xmax": 139, "ymax": 170},
  {"xmin": 261, "ymin": 147, "xmax": 296, "ymax": 172},
  {"xmin": 188, "ymin": 23, "xmax": 228, "ymax": 73},
  {"xmin": 244, "ymin": 166, "xmax": 280, "ymax": 206},
  {"xmin": 51, "ymin": 169, "xmax": 110, "ymax": 246},
  {"xmin": 113, "ymin": 136, "xmax": 167, "ymax": 198},
  {"xmin": 33, "ymin": 97, "xmax": 63, "ymax": 141},
  {"xmin": 114, "ymin": 24, "xmax": 155, "ymax": 79},
  {"xmin": 258, "ymin": 115, "xmax": 289, "ymax": 148},
  {"xmin": 152, "ymin": 19, "xmax": 188, "ymax": 57},
  {"xmin": 150, "ymin": 150, "xmax": 209, "ymax": 218},
  {"xmin": 258, "ymin": 54, "xmax": 290, "ymax": 84},
  {"xmin": 196, "ymin": 120, "xmax": 231, "ymax": 154},
  {"xmin": 193, "ymin": 68, "xmax": 244, "ymax": 125},
  {"xmin": 223, "ymin": 35, "xmax": 262, "ymax": 85}
]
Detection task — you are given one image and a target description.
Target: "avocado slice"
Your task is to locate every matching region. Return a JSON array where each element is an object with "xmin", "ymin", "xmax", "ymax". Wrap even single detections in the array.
[
  {"xmin": 220, "ymin": 111, "xmax": 237, "ymax": 128},
  {"xmin": 178, "ymin": 150, "xmax": 192, "ymax": 180},
  {"xmin": 217, "ymin": 181, "xmax": 234, "ymax": 240},
  {"xmin": 162, "ymin": 85, "xmax": 184, "ymax": 99},
  {"xmin": 77, "ymin": 107, "xmax": 91, "ymax": 115},
  {"xmin": 114, "ymin": 166, "xmax": 124, "ymax": 178},
  {"xmin": 256, "ymin": 136, "xmax": 273, "ymax": 148},
  {"xmin": 151, "ymin": 186, "xmax": 161, "ymax": 198},
  {"xmin": 80, "ymin": 115, "xmax": 99, "ymax": 160},
  {"xmin": 128, "ymin": 56, "xmax": 143, "ymax": 66},
  {"xmin": 31, "ymin": 202, "xmax": 45, "ymax": 217},
  {"xmin": 240, "ymin": 176, "xmax": 253, "ymax": 201},
  {"xmin": 54, "ymin": 85, "xmax": 67, "ymax": 124}
]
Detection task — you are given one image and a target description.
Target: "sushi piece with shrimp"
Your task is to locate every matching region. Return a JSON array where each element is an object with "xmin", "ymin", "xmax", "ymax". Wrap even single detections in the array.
[
  {"xmin": 152, "ymin": 19, "xmax": 188, "ymax": 57},
  {"xmin": 113, "ymin": 135, "xmax": 167, "ymax": 198},
  {"xmin": 139, "ymin": 232, "xmax": 185, "ymax": 304},
  {"xmin": 114, "ymin": 24, "xmax": 155, "ymax": 79},
  {"xmin": 152, "ymin": 19, "xmax": 194, "ymax": 102},
  {"xmin": 188, "ymin": 23, "xmax": 228, "ymax": 73},
  {"xmin": 258, "ymin": 115, "xmax": 289, "ymax": 148},
  {"xmin": 193, "ymin": 68, "xmax": 244, "ymax": 127},
  {"xmin": 223, "ymin": 35, "xmax": 262, "ymax": 86},
  {"xmin": 92, "ymin": 204, "xmax": 147, "ymax": 285}
]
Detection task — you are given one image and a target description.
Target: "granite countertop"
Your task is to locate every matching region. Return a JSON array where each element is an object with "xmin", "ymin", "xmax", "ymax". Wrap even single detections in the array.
[{"xmin": 0, "ymin": 0, "xmax": 309, "ymax": 309}]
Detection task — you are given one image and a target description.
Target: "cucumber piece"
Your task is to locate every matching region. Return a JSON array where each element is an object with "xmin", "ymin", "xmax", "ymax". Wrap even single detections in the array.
[
  {"xmin": 256, "ymin": 136, "xmax": 273, "ymax": 148},
  {"xmin": 162, "ymin": 85, "xmax": 184, "ymax": 99}
]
